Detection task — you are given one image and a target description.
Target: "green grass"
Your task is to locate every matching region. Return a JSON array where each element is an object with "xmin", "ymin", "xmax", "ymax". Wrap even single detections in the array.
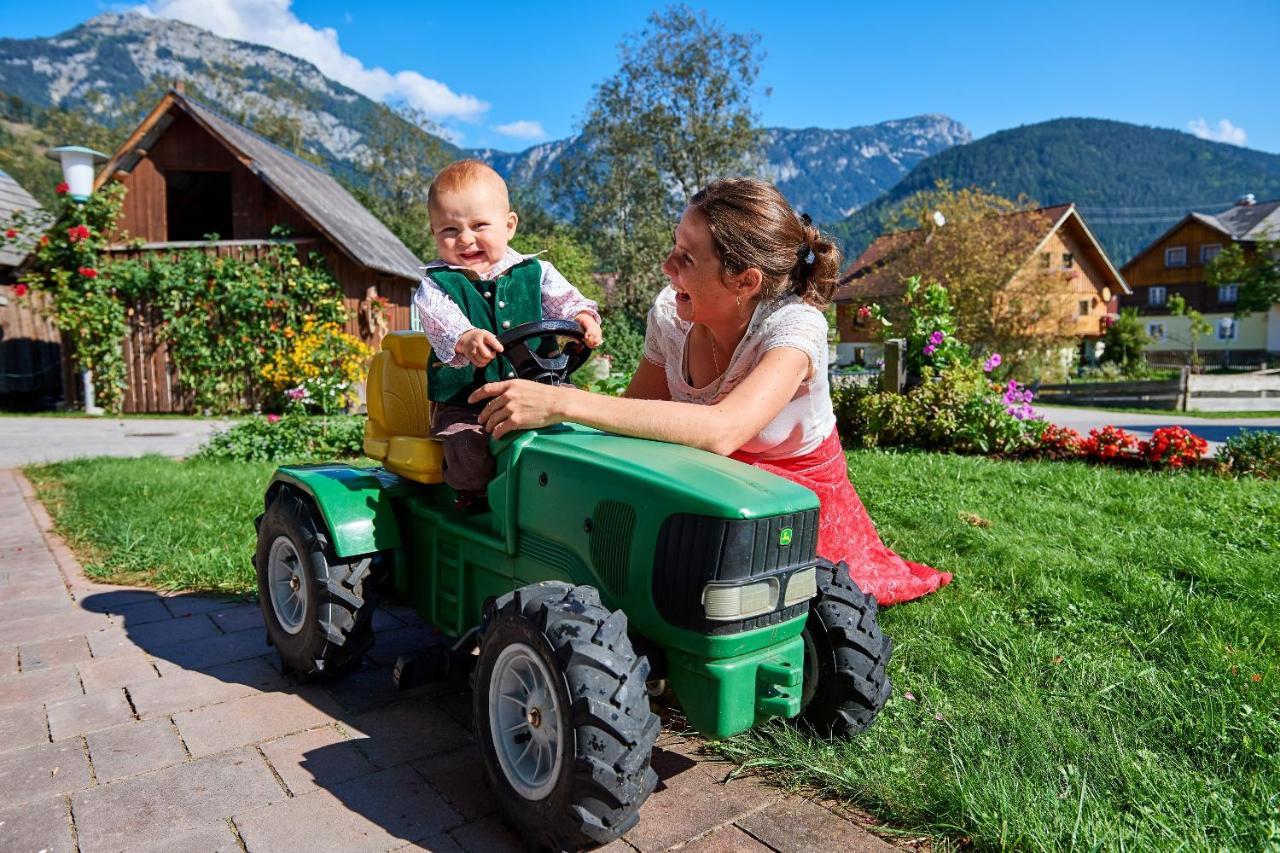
[{"xmin": 25, "ymin": 450, "xmax": 1280, "ymax": 849}]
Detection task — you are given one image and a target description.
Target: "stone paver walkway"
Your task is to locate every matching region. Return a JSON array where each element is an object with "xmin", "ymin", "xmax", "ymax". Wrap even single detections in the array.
[{"xmin": 0, "ymin": 468, "xmax": 899, "ymax": 853}]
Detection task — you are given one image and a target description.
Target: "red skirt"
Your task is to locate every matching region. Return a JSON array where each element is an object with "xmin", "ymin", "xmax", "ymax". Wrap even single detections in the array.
[{"xmin": 731, "ymin": 429, "xmax": 952, "ymax": 605}]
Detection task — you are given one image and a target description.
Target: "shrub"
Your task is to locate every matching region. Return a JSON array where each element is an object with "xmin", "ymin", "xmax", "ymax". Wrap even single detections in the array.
[
  {"xmin": 1080, "ymin": 425, "xmax": 1139, "ymax": 461},
  {"xmin": 1099, "ymin": 307, "xmax": 1151, "ymax": 374},
  {"xmin": 194, "ymin": 414, "xmax": 365, "ymax": 462},
  {"xmin": 259, "ymin": 318, "xmax": 371, "ymax": 414},
  {"xmin": 1139, "ymin": 426, "xmax": 1209, "ymax": 469},
  {"xmin": 1216, "ymin": 430, "xmax": 1280, "ymax": 479}
]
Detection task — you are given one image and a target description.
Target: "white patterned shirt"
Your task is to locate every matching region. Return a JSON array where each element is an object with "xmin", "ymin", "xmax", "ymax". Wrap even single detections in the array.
[
  {"xmin": 413, "ymin": 247, "xmax": 601, "ymax": 367},
  {"xmin": 643, "ymin": 287, "xmax": 836, "ymax": 460}
]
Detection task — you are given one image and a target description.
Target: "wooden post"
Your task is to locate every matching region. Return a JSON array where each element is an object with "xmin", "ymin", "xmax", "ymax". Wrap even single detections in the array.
[{"xmin": 882, "ymin": 339, "xmax": 906, "ymax": 394}]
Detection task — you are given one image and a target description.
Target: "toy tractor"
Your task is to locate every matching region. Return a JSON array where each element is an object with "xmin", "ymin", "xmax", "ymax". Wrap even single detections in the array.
[{"xmin": 254, "ymin": 324, "xmax": 892, "ymax": 851}]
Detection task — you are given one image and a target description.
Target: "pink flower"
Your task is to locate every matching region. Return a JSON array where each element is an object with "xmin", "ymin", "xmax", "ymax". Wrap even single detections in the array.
[
  {"xmin": 983, "ymin": 353, "xmax": 1002, "ymax": 372},
  {"xmin": 928, "ymin": 330, "xmax": 945, "ymax": 346},
  {"xmin": 923, "ymin": 343, "xmax": 937, "ymax": 356},
  {"xmin": 266, "ymin": 414, "xmax": 281, "ymax": 424}
]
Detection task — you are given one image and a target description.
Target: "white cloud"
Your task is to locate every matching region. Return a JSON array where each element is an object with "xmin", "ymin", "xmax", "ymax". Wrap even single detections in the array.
[
  {"xmin": 1188, "ymin": 118, "xmax": 1248, "ymax": 146},
  {"xmin": 135, "ymin": 0, "xmax": 488, "ymax": 121},
  {"xmin": 494, "ymin": 120, "xmax": 546, "ymax": 141}
]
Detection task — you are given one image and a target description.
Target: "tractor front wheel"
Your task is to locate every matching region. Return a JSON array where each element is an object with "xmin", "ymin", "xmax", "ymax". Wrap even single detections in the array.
[
  {"xmin": 254, "ymin": 487, "xmax": 381, "ymax": 679},
  {"xmin": 798, "ymin": 560, "xmax": 893, "ymax": 737},
  {"xmin": 474, "ymin": 582, "xmax": 659, "ymax": 850}
]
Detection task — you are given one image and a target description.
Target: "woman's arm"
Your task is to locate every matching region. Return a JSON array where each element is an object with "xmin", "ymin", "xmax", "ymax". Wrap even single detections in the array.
[
  {"xmin": 621, "ymin": 358, "xmax": 672, "ymax": 400},
  {"xmin": 469, "ymin": 347, "xmax": 809, "ymax": 455}
]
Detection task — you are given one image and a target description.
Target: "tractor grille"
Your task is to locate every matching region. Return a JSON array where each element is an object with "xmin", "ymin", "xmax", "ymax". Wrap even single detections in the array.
[
  {"xmin": 651, "ymin": 509, "xmax": 819, "ymax": 634},
  {"xmin": 590, "ymin": 500, "xmax": 635, "ymax": 596}
]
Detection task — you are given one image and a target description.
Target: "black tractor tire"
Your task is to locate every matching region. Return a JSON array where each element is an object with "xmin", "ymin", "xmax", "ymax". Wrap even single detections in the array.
[
  {"xmin": 254, "ymin": 487, "xmax": 380, "ymax": 680},
  {"xmin": 474, "ymin": 582, "xmax": 659, "ymax": 851},
  {"xmin": 798, "ymin": 560, "xmax": 893, "ymax": 737}
]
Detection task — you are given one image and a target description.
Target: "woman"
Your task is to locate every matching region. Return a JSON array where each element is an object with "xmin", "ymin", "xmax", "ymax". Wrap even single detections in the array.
[{"xmin": 470, "ymin": 178, "xmax": 950, "ymax": 604}]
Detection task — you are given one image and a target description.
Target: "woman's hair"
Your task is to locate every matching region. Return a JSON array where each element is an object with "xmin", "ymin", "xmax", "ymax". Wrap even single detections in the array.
[{"xmin": 688, "ymin": 177, "xmax": 842, "ymax": 308}]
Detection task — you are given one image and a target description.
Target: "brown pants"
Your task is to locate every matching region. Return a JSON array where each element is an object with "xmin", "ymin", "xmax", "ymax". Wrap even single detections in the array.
[{"xmin": 431, "ymin": 402, "xmax": 495, "ymax": 495}]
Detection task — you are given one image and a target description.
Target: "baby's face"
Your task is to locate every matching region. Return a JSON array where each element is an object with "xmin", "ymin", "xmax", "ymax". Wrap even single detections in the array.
[{"xmin": 429, "ymin": 183, "xmax": 518, "ymax": 274}]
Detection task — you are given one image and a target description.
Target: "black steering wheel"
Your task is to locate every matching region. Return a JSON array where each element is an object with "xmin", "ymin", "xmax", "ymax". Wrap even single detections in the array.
[{"xmin": 496, "ymin": 319, "xmax": 591, "ymax": 386}]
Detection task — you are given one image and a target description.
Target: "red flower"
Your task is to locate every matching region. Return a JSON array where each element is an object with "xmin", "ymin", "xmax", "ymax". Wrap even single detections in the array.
[
  {"xmin": 1138, "ymin": 426, "xmax": 1208, "ymax": 469},
  {"xmin": 4, "ymin": 228, "xmax": 15, "ymax": 239},
  {"xmin": 66, "ymin": 225, "xmax": 91, "ymax": 243},
  {"xmin": 13, "ymin": 283, "xmax": 29, "ymax": 297},
  {"xmin": 55, "ymin": 182, "xmax": 69, "ymax": 195},
  {"xmin": 78, "ymin": 266, "xmax": 98, "ymax": 279},
  {"xmin": 39, "ymin": 235, "xmax": 49, "ymax": 246},
  {"xmin": 1081, "ymin": 425, "xmax": 1139, "ymax": 462}
]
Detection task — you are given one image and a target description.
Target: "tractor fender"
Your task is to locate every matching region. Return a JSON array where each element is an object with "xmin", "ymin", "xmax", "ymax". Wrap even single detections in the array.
[{"xmin": 265, "ymin": 464, "xmax": 403, "ymax": 559}]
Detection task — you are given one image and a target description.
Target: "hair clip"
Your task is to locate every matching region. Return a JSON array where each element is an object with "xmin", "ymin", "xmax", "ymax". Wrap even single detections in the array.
[{"xmin": 805, "ymin": 249, "xmax": 816, "ymax": 265}]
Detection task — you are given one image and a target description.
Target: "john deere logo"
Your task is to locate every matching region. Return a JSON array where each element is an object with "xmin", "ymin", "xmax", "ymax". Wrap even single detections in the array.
[{"xmin": 779, "ymin": 528, "xmax": 793, "ymax": 547}]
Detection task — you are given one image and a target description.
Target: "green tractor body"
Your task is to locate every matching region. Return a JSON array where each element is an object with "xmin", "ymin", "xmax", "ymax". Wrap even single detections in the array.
[{"xmin": 268, "ymin": 422, "xmax": 818, "ymax": 738}]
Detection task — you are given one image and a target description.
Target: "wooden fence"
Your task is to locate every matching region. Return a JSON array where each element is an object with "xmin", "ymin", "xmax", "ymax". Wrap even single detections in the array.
[
  {"xmin": 0, "ymin": 286, "xmax": 67, "ymax": 404},
  {"xmin": 1035, "ymin": 368, "xmax": 1280, "ymax": 412}
]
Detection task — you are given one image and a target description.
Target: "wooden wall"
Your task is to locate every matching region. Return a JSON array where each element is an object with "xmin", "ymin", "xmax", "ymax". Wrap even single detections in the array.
[
  {"xmin": 1119, "ymin": 219, "xmax": 1236, "ymax": 315},
  {"xmin": 111, "ymin": 110, "xmax": 318, "ymax": 243},
  {"xmin": 0, "ymin": 285, "xmax": 64, "ymax": 401}
]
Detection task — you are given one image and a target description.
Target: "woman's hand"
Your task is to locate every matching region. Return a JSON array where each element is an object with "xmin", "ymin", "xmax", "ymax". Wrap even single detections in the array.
[{"xmin": 467, "ymin": 379, "xmax": 574, "ymax": 439}]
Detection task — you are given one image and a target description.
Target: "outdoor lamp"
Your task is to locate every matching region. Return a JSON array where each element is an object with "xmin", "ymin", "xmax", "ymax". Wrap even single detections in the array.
[{"xmin": 45, "ymin": 146, "xmax": 109, "ymax": 202}]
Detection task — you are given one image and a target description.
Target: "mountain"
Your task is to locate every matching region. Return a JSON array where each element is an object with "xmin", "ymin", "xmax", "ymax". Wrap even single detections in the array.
[
  {"xmin": 0, "ymin": 13, "xmax": 968, "ymax": 219},
  {"xmin": 830, "ymin": 118, "xmax": 1280, "ymax": 265}
]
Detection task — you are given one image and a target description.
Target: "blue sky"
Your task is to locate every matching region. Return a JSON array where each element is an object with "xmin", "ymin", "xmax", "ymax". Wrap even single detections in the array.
[{"xmin": 3, "ymin": 0, "xmax": 1279, "ymax": 153}]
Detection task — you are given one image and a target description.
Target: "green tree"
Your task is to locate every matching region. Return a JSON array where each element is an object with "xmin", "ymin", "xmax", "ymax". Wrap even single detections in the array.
[
  {"xmin": 559, "ymin": 5, "xmax": 764, "ymax": 315},
  {"xmin": 1206, "ymin": 240, "xmax": 1280, "ymax": 316},
  {"xmin": 1099, "ymin": 307, "xmax": 1152, "ymax": 374},
  {"xmin": 1168, "ymin": 294, "xmax": 1212, "ymax": 367}
]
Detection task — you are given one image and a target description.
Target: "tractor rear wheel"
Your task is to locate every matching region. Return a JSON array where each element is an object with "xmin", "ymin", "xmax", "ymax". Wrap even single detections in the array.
[
  {"xmin": 798, "ymin": 560, "xmax": 893, "ymax": 737},
  {"xmin": 474, "ymin": 582, "xmax": 659, "ymax": 851},
  {"xmin": 255, "ymin": 487, "xmax": 381, "ymax": 679}
]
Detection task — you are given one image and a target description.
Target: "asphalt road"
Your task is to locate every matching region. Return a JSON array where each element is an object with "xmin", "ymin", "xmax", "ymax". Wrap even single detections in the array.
[
  {"xmin": 0, "ymin": 416, "xmax": 234, "ymax": 467},
  {"xmin": 1036, "ymin": 405, "xmax": 1280, "ymax": 450}
]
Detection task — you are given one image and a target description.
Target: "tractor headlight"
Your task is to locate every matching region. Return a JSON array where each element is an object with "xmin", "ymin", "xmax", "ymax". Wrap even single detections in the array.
[
  {"xmin": 783, "ymin": 567, "xmax": 818, "ymax": 607},
  {"xmin": 702, "ymin": 578, "xmax": 778, "ymax": 621}
]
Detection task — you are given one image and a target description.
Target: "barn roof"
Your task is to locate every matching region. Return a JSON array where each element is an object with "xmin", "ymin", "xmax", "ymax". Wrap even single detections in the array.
[
  {"xmin": 0, "ymin": 171, "xmax": 44, "ymax": 268},
  {"xmin": 96, "ymin": 91, "xmax": 422, "ymax": 281}
]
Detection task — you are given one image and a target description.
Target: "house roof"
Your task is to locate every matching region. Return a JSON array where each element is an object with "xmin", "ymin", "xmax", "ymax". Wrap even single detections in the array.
[
  {"xmin": 833, "ymin": 203, "xmax": 1127, "ymax": 304},
  {"xmin": 96, "ymin": 91, "xmax": 422, "ymax": 281},
  {"xmin": 0, "ymin": 171, "xmax": 44, "ymax": 268},
  {"xmin": 1122, "ymin": 198, "xmax": 1280, "ymax": 272}
]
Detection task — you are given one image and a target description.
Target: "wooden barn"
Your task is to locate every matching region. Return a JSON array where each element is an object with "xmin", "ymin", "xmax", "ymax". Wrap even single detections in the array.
[
  {"xmin": 88, "ymin": 88, "xmax": 423, "ymax": 412},
  {"xmin": 0, "ymin": 170, "xmax": 61, "ymax": 407}
]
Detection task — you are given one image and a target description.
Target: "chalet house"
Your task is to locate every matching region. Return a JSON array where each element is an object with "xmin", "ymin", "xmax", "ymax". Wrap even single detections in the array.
[
  {"xmin": 1119, "ymin": 195, "xmax": 1279, "ymax": 366},
  {"xmin": 91, "ymin": 89, "xmax": 423, "ymax": 411},
  {"xmin": 0, "ymin": 170, "xmax": 60, "ymax": 405},
  {"xmin": 833, "ymin": 204, "xmax": 1129, "ymax": 368}
]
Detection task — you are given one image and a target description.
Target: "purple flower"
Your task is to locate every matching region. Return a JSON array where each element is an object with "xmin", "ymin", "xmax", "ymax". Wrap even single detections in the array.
[
  {"xmin": 983, "ymin": 353, "xmax": 1002, "ymax": 372},
  {"xmin": 923, "ymin": 344, "xmax": 937, "ymax": 356},
  {"xmin": 929, "ymin": 330, "xmax": 945, "ymax": 346}
]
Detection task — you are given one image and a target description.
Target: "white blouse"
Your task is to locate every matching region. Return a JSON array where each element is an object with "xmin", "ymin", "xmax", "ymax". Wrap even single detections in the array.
[{"xmin": 643, "ymin": 287, "xmax": 837, "ymax": 460}]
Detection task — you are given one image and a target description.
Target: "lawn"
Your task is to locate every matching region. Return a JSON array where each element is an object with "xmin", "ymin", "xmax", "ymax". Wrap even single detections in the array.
[{"xmin": 25, "ymin": 451, "xmax": 1280, "ymax": 850}]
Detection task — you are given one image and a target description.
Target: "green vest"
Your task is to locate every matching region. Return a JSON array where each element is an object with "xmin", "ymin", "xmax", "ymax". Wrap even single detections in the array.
[{"xmin": 426, "ymin": 258, "xmax": 544, "ymax": 404}]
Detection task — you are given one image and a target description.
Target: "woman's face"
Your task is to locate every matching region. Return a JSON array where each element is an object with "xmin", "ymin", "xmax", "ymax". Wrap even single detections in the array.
[{"xmin": 662, "ymin": 207, "xmax": 743, "ymax": 325}]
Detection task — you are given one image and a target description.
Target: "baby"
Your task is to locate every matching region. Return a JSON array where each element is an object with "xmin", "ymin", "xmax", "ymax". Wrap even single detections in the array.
[{"xmin": 413, "ymin": 159, "xmax": 602, "ymax": 504}]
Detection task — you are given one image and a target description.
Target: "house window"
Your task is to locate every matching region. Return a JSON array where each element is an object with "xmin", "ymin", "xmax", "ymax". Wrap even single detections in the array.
[
  {"xmin": 1147, "ymin": 323, "xmax": 1165, "ymax": 340},
  {"xmin": 165, "ymin": 170, "xmax": 233, "ymax": 241},
  {"xmin": 1217, "ymin": 318, "xmax": 1237, "ymax": 341},
  {"xmin": 1062, "ymin": 252, "xmax": 1075, "ymax": 269},
  {"xmin": 1148, "ymin": 286, "xmax": 1167, "ymax": 306},
  {"xmin": 1217, "ymin": 283, "xmax": 1238, "ymax": 303},
  {"xmin": 1039, "ymin": 252, "xmax": 1052, "ymax": 269},
  {"xmin": 1200, "ymin": 244, "xmax": 1222, "ymax": 264},
  {"xmin": 1165, "ymin": 246, "xmax": 1187, "ymax": 267},
  {"xmin": 1078, "ymin": 299, "xmax": 1090, "ymax": 316}
]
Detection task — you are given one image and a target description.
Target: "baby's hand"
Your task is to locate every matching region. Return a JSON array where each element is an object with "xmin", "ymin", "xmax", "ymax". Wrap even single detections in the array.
[
  {"xmin": 457, "ymin": 328, "xmax": 504, "ymax": 367},
  {"xmin": 576, "ymin": 312, "xmax": 603, "ymax": 348}
]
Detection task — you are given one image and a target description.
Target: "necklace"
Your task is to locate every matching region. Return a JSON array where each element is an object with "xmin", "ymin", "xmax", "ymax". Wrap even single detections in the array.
[{"xmin": 708, "ymin": 329, "xmax": 723, "ymax": 378}]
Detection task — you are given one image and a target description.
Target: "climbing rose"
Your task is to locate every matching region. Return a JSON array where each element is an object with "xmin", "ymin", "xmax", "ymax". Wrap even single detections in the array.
[
  {"xmin": 856, "ymin": 305, "xmax": 872, "ymax": 322},
  {"xmin": 66, "ymin": 225, "xmax": 91, "ymax": 242},
  {"xmin": 55, "ymin": 182, "xmax": 69, "ymax": 194},
  {"xmin": 78, "ymin": 266, "xmax": 98, "ymax": 279},
  {"xmin": 4, "ymin": 228, "xmax": 15, "ymax": 239},
  {"xmin": 13, "ymin": 283, "xmax": 29, "ymax": 297}
]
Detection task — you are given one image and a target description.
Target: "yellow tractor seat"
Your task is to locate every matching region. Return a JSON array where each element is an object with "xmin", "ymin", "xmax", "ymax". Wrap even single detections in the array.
[{"xmin": 364, "ymin": 331, "xmax": 445, "ymax": 484}]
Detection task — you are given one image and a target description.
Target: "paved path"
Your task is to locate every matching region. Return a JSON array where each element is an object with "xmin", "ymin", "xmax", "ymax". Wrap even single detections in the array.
[
  {"xmin": 0, "ymin": 417, "xmax": 234, "ymax": 468},
  {"xmin": 0, "ymin": 469, "xmax": 897, "ymax": 853},
  {"xmin": 1036, "ymin": 405, "xmax": 1280, "ymax": 450}
]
